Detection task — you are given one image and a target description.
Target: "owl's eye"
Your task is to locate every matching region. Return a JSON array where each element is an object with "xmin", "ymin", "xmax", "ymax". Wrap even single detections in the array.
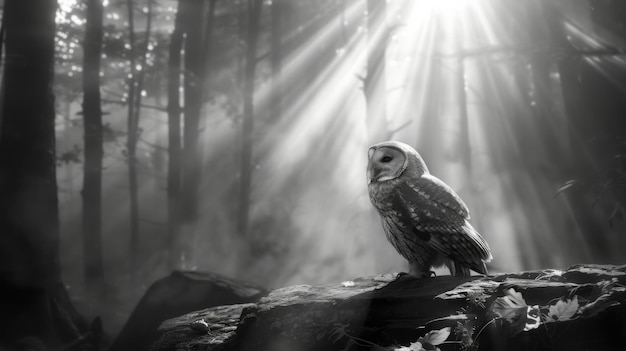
[{"xmin": 381, "ymin": 156, "xmax": 393, "ymax": 163}]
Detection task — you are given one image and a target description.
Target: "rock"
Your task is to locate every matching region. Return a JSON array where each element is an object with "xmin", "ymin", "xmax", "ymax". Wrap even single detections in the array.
[
  {"xmin": 152, "ymin": 264, "xmax": 626, "ymax": 351},
  {"xmin": 110, "ymin": 271, "xmax": 267, "ymax": 351}
]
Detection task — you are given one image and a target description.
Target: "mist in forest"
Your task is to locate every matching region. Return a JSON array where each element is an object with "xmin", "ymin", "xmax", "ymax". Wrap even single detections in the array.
[{"xmin": 42, "ymin": 0, "xmax": 626, "ymax": 334}]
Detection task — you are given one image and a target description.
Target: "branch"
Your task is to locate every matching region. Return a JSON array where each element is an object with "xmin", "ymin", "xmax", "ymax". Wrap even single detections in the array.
[
  {"xmin": 101, "ymin": 98, "xmax": 167, "ymax": 113},
  {"xmin": 387, "ymin": 119, "xmax": 412, "ymax": 139}
]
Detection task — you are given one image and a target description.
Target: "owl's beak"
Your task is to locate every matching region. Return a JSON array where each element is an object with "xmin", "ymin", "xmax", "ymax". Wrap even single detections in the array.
[
  {"xmin": 367, "ymin": 147, "xmax": 377, "ymax": 184},
  {"xmin": 367, "ymin": 166, "xmax": 379, "ymax": 184}
]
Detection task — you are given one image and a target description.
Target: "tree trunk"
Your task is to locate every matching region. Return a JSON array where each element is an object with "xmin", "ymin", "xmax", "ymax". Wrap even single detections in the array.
[
  {"xmin": 175, "ymin": 0, "xmax": 216, "ymax": 267},
  {"xmin": 0, "ymin": 11, "xmax": 5, "ymax": 135},
  {"xmin": 181, "ymin": 0, "xmax": 207, "ymax": 224},
  {"xmin": 167, "ymin": 0, "xmax": 187, "ymax": 270},
  {"xmin": 539, "ymin": 1, "xmax": 612, "ymax": 258},
  {"xmin": 126, "ymin": 0, "xmax": 140, "ymax": 282},
  {"xmin": 365, "ymin": 0, "xmax": 388, "ymax": 144},
  {"xmin": 133, "ymin": 0, "xmax": 153, "ymax": 126},
  {"xmin": 82, "ymin": 0, "xmax": 105, "ymax": 292},
  {"xmin": 126, "ymin": 0, "xmax": 154, "ymax": 281},
  {"xmin": 269, "ymin": 0, "xmax": 283, "ymax": 122},
  {"xmin": 238, "ymin": 0, "xmax": 262, "ymax": 237},
  {"xmin": 0, "ymin": 0, "xmax": 87, "ymax": 346}
]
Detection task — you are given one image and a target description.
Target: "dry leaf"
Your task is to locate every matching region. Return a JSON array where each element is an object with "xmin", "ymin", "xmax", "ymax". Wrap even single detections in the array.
[
  {"xmin": 418, "ymin": 327, "xmax": 451, "ymax": 346},
  {"xmin": 489, "ymin": 288, "xmax": 529, "ymax": 335},
  {"xmin": 547, "ymin": 296, "xmax": 579, "ymax": 321}
]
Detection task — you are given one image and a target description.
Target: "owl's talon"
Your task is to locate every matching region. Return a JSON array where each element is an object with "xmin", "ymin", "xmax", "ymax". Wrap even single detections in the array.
[
  {"xmin": 395, "ymin": 272, "xmax": 408, "ymax": 279},
  {"xmin": 395, "ymin": 271, "xmax": 431, "ymax": 280}
]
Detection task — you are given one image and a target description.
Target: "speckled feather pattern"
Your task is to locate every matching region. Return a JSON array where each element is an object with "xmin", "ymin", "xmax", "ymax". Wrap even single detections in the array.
[{"xmin": 367, "ymin": 141, "xmax": 492, "ymax": 277}]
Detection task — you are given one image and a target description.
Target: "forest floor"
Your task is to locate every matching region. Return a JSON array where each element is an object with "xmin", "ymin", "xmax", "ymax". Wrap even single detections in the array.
[{"xmin": 67, "ymin": 275, "xmax": 147, "ymax": 340}]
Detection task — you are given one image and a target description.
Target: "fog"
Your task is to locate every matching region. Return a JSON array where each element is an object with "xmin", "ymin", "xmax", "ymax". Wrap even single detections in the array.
[{"xmin": 50, "ymin": 0, "xmax": 626, "ymax": 335}]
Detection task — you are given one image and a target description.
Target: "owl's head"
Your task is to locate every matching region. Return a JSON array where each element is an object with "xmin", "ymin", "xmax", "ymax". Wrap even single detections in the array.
[{"xmin": 367, "ymin": 141, "xmax": 429, "ymax": 184}]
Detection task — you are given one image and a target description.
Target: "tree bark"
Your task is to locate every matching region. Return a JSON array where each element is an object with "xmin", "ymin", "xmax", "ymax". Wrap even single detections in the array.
[
  {"xmin": 167, "ymin": 0, "xmax": 187, "ymax": 270},
  {"xmin": 82, "ymin": 0, "xmax": 105, "ymax": 292},
  {"xmin": 238, "ymin": 0, "xmax": 262, "ymax": 237},
  {"xmin": 0, "ymin": 0, "xmax": 86, "ymax": 346},
  {"xmin": 181, "ymin": 0, "xmax": 207, "ymax": 224},
  {"xmin": 125, "ymin": 0, "xmax": 154, "ymax": 281}
]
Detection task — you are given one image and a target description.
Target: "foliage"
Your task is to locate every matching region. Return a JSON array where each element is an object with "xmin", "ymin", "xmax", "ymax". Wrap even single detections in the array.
[
  {"xmin": 488, "ymin": 288, "xmax": 541, "ymax": 334},
  {"xmin": 394, "ymin": 327, "xmax": 451, "ymax": 351},
  {"xmin": 329, "ymin": 274, "xmax": 624, "ymax": 351},
  {"xmin": 57, "ymin": 144, "xmax": 82, "ymax": 165}
]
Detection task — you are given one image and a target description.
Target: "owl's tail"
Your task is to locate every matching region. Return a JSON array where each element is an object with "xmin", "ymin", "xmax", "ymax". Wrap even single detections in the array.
[
  {"xmin": 452, "ymin": 221, "xmax": 492, "ymax": 276},
  {"xmin": 445, "ymin": 260, "xmax": 471, "ymax": 277},
  {"xmin": 445, "ymin": 258, "xmax": 489, "ymax": 277}
]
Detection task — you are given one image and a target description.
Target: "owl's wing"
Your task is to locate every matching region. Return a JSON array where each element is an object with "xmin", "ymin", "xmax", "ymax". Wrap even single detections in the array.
[
  {"xmin": 392, "ymin": 175, "xmax": 491, "ymax": 272},
  {"xmin": 408, "ymin": 218, "xmax": 492, "ymax": 274},
  {"xmin": 402, "ymin": 174, "xmax": 470, "ymax": 221}
]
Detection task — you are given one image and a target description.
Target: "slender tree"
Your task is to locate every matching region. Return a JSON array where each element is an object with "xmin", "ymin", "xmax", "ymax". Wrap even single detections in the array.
[
  {"xmin": 269, "ymin": 0, "xmax": 283, "ymax": 122},
  {"xmin": 0, "ymin": 0, "xmax": 87, "ymax": 346},
  {"xmin": 167, "ymin": 0, "xmax": 186, "ymax": 269},
  {"xmin": 179, "ymin": 0, "xmax": 216, "ymax": 267},
  {"xmin": 167, "ymin": 0, "xmax": 216, "ymax": 268},
  {"xmin": 0, "ymin": 11, "xmax": 5, "ymax": 134},
  {"xmin": 125, "ymin": 0, "xmax": 155, "ymax": 281},
  {"xmin": 133, "ymin": 0, "xmax": 153, "ymax": 124},
  {"xmin": 82, "ymin": 0, "xmax": 105, "ymax": 292},
  {"xmin": 125, "ymin": 0, "xmax": 140, "ymax": 282},
  {"xmin": 238, "ymin": 0, "xmax": 262, "ymax": 237},
  {"xmin": 181, "ymin": 0, "xmax": 207, "ymax": 224}
]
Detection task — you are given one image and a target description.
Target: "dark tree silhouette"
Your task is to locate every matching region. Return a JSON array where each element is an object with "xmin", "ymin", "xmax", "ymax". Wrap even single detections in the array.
[
  {"xmin": 181, "ymin": 0, "xmax": 209, "ymax": 224},
  {"xmin": 82, "ymin": 0, "xmax": 105, "ymax": 292},
  {"xmin": 126, "ymin": 0, "xmax": 154, "ymax": 283},
  {"xmin": 167, "ymin": 0, "xmax": 217, "ymax": 267},
  {"xmin": 269, "ymin": 0, "xmax": 284, "ymax": 122},
  {"xmin": 0, "ymin": 10, "xmax": 5, "ymax": 132},
  {"xmin": 238, "ymin": 0, "xmax": 262, "ymax": 237},
  {"xmin": 126, "ymin": 0, "xmax": 141, "ymax": 282},
  {"xmin": 167, "ymin": 0, "xmax": 186, "ymax": 269},
  {"xmin": 0, "ymin": 0, "xmax": 87, "ymax": 346},
  {"xmin": 551, "ymin": 2, "xmax": 626, "ymax": 257}
]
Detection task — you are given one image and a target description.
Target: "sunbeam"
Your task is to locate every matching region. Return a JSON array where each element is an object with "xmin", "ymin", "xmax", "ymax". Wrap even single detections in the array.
[
  {"xmin": 3, "ymin": 0, "xmax": 619, "ymax": 344},
  {"xmin": 52, "ymin": 0, "xmax": 626, "ymax": 294}
]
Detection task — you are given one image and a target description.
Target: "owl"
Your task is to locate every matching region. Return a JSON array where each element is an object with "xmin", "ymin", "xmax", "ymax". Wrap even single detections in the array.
[{"xmin": 367, "ymin": 141, "xmax": 492, "ymax": 278}]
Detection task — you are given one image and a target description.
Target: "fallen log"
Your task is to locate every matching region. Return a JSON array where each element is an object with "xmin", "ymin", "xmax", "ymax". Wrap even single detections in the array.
[{"xmin": 153, "ymin": 264, "xmax": 626, "ymax": 351}]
